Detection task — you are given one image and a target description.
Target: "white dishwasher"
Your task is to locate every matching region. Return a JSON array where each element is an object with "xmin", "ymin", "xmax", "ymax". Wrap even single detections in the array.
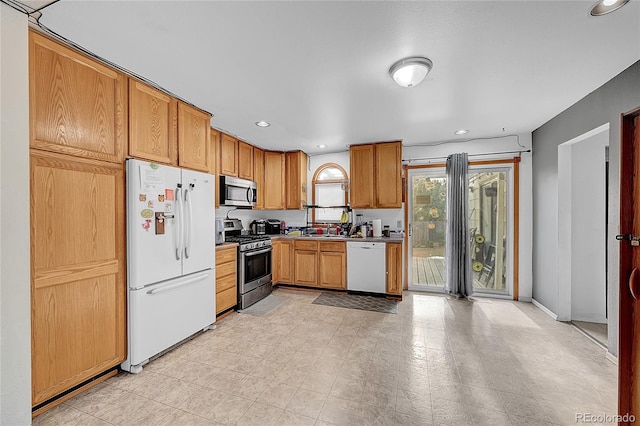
[{"xmin": 347, "ymin": 241, "xmax": 386, "ymax": 293}]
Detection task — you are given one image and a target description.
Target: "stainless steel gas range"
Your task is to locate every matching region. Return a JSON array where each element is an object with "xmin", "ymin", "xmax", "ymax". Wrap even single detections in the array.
[{"xmin": 222, "ymin": 219, "xmax": 272, "ymax": 309}]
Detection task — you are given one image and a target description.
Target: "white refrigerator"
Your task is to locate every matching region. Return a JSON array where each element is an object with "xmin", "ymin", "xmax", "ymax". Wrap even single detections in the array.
[{"xmin": 122, "ymin": 159, "xmax": 216, "ymax": 373}]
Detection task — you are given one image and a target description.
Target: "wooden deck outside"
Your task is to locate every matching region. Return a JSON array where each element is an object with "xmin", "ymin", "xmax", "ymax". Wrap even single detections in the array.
[
  {"xmin": 412, "ymin": 256, "xmax": 503, "ymax": 290},
  {"xmin": 412, "ymin": 256, "xmax": 445, "ymax": 287}
]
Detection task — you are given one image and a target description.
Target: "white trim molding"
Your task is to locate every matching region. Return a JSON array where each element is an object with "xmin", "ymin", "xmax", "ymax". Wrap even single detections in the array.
[{"xmin": 532, "ymin": 298, "xmax": 559, "ymax": 320}]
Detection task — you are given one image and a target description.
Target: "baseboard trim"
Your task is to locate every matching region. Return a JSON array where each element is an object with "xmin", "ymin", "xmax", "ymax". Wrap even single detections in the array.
[
  {"xmin": 572, "ymin": 322, "xmax": 607, "ymax": 350},
  {"xmin": 532, "ymin": 298, "xmax": 558, "ymax": 320},
  {"xmin": 606, "ymin": 351, "xmax": 618, "ymax": 365}
]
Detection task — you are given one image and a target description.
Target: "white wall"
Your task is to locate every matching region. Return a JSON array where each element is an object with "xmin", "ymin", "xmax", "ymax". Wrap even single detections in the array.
[
  {"xmin": 557, "ymin": 126, "xmax": 608, "ymax": 322},
  {"xmin": 0, "ymin": 4, "xmax": 32, "ymax": 424}
]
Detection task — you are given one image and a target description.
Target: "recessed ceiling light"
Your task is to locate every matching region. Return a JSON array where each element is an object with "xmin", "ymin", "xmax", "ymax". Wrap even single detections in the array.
[
  {"xmin": 590, "ymin": 0, "xmax": 630, "ymax": 16},
  {"xmin": 454, "ymin": 129, "xmax": 469, "ymax": 135},
  {"xmin": 255, "ymin": 121, "xmax": 270, "ymax": 127},
  {"xmin": 389, "ymin": 57, "xmax": 433, "ymax": 88},
  {"xmin": 317, "ymin": 144, "xmax": 327, "ymax": 149}
]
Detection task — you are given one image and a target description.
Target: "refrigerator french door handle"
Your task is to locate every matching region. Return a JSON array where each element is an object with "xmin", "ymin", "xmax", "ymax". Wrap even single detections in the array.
[
  {"xmin": 184, "ymin": 187, "xmax": 193, "ymax": 259},
  {"xmin": 175, "ymin": 186, "xmax": 183, "ymax": 260},
  {"xmin": 146, "ymin": 272, "xmax": 210, "ymax": 295}
]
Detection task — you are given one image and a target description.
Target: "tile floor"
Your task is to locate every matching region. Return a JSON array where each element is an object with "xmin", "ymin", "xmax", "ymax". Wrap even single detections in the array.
[{"xmin": 34, "ymin": 289, "xmax": 617, "ymax": 425}]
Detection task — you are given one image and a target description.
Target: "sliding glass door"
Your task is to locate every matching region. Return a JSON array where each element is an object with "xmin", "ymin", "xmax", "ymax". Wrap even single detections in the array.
[
  {"xmin": 408, "ymin": 166, "xmax": 513, "ymax": 296},
  {"xmin": 409, "ymin": 171, "xmax": 448, "ymax": 290}
]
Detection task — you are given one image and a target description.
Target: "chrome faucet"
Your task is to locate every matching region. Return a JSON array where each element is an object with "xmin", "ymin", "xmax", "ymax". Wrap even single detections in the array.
[{"xmin": 326, "ymin": 223, "xmax": 331, "ymax": 235}]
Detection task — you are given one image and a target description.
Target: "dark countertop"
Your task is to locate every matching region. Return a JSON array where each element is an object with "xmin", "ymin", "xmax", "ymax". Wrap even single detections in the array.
[
  {"xmin": 216, "ymin": 242, "xmax": 239, "ymax": 249},
  {"xmin": 271, "ymin": 235, "xmax": 403, "ymax": 243}
]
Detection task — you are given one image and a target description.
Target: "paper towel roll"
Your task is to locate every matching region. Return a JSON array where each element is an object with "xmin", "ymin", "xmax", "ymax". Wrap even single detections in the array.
[{"xmin": 372, "ymin": 219, "xmax": 382, "ymax": 237}]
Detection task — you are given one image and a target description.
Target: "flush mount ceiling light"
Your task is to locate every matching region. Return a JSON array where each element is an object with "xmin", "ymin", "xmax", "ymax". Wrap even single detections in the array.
[
  {"xmin": 317, "ymin": 144, "xmax": 327, "ymax": 149},
  {"xmin": 590, "ymin": 0, "xmax": 630, "ymax": 16},
  {"xmin": 454, "ymin": 129, "xmax": 469, "ymax": 135},
  {"xmin": 255, "ymin": 121, "xmax": 270, "ymax": 127},
  {"xmin": 389, "ymin": 56, "xmax": 433, "ymax": 87}
]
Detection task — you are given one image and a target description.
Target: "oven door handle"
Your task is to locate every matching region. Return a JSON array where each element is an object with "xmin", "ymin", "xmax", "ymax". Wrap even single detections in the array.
[{"xmin": 243, "ymin": 247, "xmax": 272, "ymax": 257}]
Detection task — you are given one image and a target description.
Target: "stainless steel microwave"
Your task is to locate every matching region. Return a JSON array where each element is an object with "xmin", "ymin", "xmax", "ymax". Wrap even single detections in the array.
[{"xmin": 220, "ymin": 175, "xmax": 256, "ymax": 207}]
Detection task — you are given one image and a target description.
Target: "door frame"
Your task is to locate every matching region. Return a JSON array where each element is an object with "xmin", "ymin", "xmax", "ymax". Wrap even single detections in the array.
[
  {"xmin": 618, "ymin": 106, "xmax": 640, "ymax": 422},
  {"xmin": 403, "ymin": 158, "xmax": 520, "ymax": 299},
  {"xmin": 557, "ymin": 123, "xmax": 610, "ymax": 322},
  {"xmin": 405, "ymin": 167, "xmax": 448, "ymax": 293}
]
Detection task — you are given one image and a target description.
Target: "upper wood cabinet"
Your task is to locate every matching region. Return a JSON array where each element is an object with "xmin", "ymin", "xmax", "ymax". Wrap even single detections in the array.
[
  {"xmin": 177, "ymin": 102, "xmax": 211, "ymax": 172},
  {"xmin": 29, "ymin": 31, "xmax": 127, "ymax": 163},
  {"xmin": 350, "ymin": 141, "xmax": 402, "ymax": 209},
  {"xmin": 286, "ymin": 151, "xmax": 308, "ymax": 210},
  {"xmin": 375, "ymin": 142, "xmax": 403, "ymax": 208},
  {"xmin": 210, "ymin": 128, "xmax": 220, "ymax": 176},
  {"xmin": 30, "ymin": 150, "xmax": 126, "ymax": 406},
  {"xmin": 238, "ymin": 141, "xmax": 254, "ymax": 180},
  {"xmin": 386, "ymin": 242, "xmax": 403, "ymax": 295},
  {"xmin": 129, "ymin": 79, "xmax": 177, "ymax": 165},
  {"xmin": 264, "ymin": 151, "xmax": 286, "ymax": 210},
  {"xmin": 210, "ymin": 128, "xmax": 221, "ymax": 208},
  {"xmin": 254, "ymin": 147, "xmax": 265, "ymax": 210},
  {"xmin": 349, "ymin": 144, "xmax": 375, "ymax": 208},
  {"xmin": 219, "ymin": 133, "xmax": 239, "ymax": 177}
]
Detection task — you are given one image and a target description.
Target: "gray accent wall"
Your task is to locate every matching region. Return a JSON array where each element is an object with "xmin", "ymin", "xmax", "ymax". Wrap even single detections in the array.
[{"xmin": 532, "ymin": 60, "xmax": 640, "ymax": 356}]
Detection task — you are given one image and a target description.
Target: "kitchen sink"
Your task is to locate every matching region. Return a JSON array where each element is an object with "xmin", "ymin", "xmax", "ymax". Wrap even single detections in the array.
[{"xmin": 306, "ymin": 234, "xmax": 344, "ymax": 238}]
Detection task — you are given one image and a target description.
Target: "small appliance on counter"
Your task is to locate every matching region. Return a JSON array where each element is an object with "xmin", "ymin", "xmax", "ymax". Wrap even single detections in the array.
[
  {"xmin": 265, "ymin": 219, "xmax": 282, "ymax": 235},
  {"xmin": 250, "ymin": 219, "xmax": 266, "ymax": 235},
  {"xmin": 215, "ymin": 218, "xmax": 225, "ymax": 245}
]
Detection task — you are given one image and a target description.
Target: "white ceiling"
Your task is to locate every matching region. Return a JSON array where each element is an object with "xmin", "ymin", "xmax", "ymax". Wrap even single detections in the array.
[{"xmin": 28, "ymin": 1, "xmax": 640, "ymax": 154}]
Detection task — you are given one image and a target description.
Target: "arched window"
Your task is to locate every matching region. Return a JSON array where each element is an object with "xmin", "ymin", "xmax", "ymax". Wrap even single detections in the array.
[{"xmin": 312, "ymin": 163, "xmax": 349, "ymax": 224}]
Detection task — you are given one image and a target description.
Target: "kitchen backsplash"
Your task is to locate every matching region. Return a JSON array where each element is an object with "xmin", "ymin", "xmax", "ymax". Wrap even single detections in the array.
[{"xmin": 215, "ymin": 206, "xmax": 404, "ymax": 232}]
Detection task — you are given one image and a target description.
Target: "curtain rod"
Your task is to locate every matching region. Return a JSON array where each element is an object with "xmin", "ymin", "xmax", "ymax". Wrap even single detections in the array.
[{"xmin": 403, "ymin": 149, "xmax": 531, "ymax": 163}]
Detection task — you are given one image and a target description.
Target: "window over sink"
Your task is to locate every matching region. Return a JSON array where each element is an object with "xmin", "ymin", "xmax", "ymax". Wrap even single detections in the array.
[{"xmin": 312, "ymin": 163, "xmax": 348, "ymax": 223}]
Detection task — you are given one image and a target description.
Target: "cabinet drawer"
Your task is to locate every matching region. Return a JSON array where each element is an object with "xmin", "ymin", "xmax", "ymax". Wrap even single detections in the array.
[
  {"xmin": 216, "ymin": 273, "xmax": 237, "ymax": 292},
  {"xmin": 319, "ymin": 241, "xmax": 345, "ymax": 253},
  {"xmin": 216, "ymin": 247, "xmax": 237, "ymax": 265},
  {"xmin": 216, "ymin": 286, "xmax": 237, "ymax": 314},
  {"xmin": 217, "ymin": 261, "xmax": 236, "ymax": 279},
  {"xmin": 294, "ymin": 240, "xmax": 318, "ymax": 251}
]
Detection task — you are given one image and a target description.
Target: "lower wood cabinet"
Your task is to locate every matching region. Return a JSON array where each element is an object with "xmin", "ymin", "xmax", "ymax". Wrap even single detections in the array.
[
  {"xmin": 386, "ymin": 242, "xmax": 403, "ymax": 295},
  {"xmin": 318, "ymin": 241, "xmax": 346, "ymax": 290},
  {"xmin": 274, "ymin": 238, "xmax": 396, "ymax": 296},
  {"xmin": 30, "ymin": 150, "xmax": 126, "ymax": 406},
  {"xmin": 216, "ymin": 245, "xmax": 238, "ymax": 314},
  {"xmin": 294, "ymin": 240, "xmax": 318, "ymax": 286},
  {"xmin": 272, "ymin": 240, "xmax": 293, "ymax": 284}
]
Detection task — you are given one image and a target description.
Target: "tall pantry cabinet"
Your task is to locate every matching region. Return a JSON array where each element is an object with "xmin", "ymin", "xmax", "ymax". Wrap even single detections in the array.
[{"xmin": 29, "ymin": 31, "xmax": 127, "ymax": 409}]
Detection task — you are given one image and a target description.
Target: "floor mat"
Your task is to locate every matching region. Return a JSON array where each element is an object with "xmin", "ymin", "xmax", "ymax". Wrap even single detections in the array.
[
  {"xmin": 238, "ymin": 294, "xmax": 288, "ymax": 316},
  {"xmin": 312, "ymin": 292, "xmax": 398, "ymax": 314}
]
